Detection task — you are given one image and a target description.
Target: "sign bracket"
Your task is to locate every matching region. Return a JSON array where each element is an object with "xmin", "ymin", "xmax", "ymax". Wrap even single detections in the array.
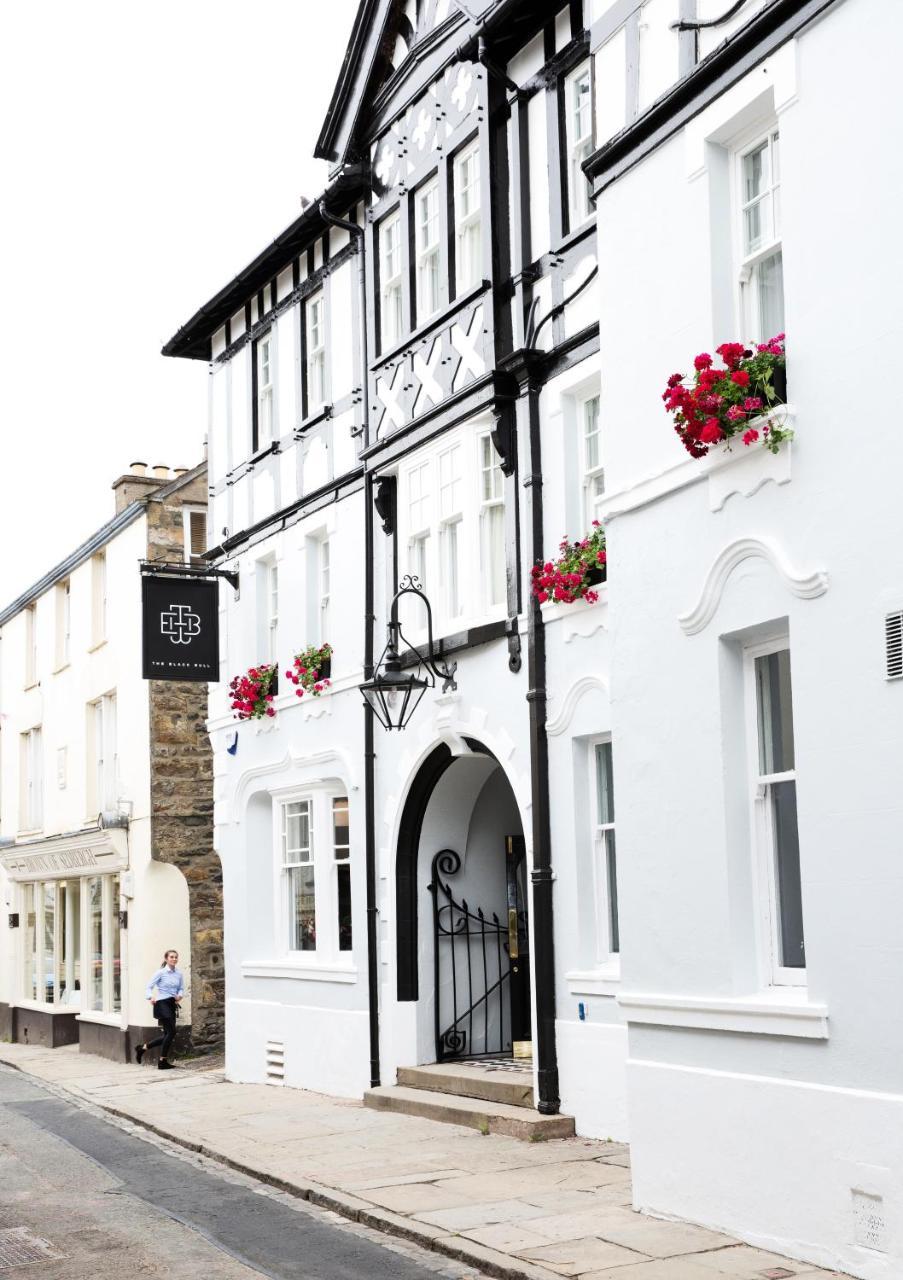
[{"xmin": 139, "ymin": 559, "xmax": 240, "ymax": 598}]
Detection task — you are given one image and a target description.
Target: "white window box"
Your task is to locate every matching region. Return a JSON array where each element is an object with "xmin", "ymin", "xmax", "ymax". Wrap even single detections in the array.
[
  {"xmin": 241, "ymin": 959, "xmax": 357, "ymax": 984},
  {"xmin": 704, "ymin": 406, "xmax": 795, "ymax": 512},
  {"xmin": 617, "ymin": 989, "xmax": 828, "ymax": 1039}
]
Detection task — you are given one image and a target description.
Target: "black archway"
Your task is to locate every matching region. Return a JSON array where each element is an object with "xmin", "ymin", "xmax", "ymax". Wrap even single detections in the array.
[{"xmin": 395, "ymin": 739, "xmax": 495, "ymax": 1002}]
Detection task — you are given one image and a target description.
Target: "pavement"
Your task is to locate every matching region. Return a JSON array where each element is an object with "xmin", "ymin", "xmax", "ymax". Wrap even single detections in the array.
[{"xmin": 0, "ymin": 1042, "xmax": 850, "ymax": 1280}]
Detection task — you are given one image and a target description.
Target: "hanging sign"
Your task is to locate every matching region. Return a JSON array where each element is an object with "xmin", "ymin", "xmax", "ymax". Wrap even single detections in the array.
[{"xmin": 141, "ymin": 575, "xmax": 220, "ymax": 682}]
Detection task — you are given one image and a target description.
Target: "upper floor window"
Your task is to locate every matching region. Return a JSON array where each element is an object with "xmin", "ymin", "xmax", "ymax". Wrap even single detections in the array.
[
  {"xmin": 453, "ymin": 142, "xmax": 481, "ymax": 294},
  {"xmin": 438, "ymin": 443, "xmax": 464, "ymax": 620},
  {"xmin": 279, "ymin": 792, "xmax": 352, "ymax": 958},
  {"xmin": 565, "ymin": 62, "xmax": 593, "ymax": 229},
  {"xmin": 183, "ymin": 508, "xmax": 206, "ymax": 566},
  {"xmin": 55, "ymin": 581, "xmax": 71, "ymax": 670},
  {"xmin": 89, "ymin": 692, "xmax": 118, "ymax": 815},
  {"xmin": 24, "ymin": 603, "xmax": 37, "ymax": 687},
  {"xmin": 306, "ymin": 292, "xmax": 327, "ymax": 412},
  {"xmin": 20, "ymin": 726, "xmax": 43, "ymax": 831},
  {"xmin": 592, "ymin": 738, "xmax": 619, "ymax": 960},
  {"xmin": 91, "ymin": 552, "xmax": 106, "ymax": 647},
  {"xmin": 747, "ymin": 640, "xmax": 805, "ymax": 984},
  {"xmin": 581, "ymin": 394, "xmax": 604, "ymax": 524},
  {"xmin": 415, "ymin": 177, "xmax": 441, "ymax": 323},
  {"xmin": 738, "ymin": 129, "xmax": 784, "ymax": 340},
  {"xmin": 380, "ymin": 212, "xmax": 403, "ymax": 351},
  {"xmin": 265, "ymin": 563, "xmax": 279, "ymax": 663},
  {"xmin": 478, "ymin": 434, "xmax": 505, "ymax": 609},
  {"xmin": 318, "ymin": 539, "xmax": 331, "ymax": 643},
  {"xmin": 254, "ymin": 332, "xmax": 274, "ymax": 448}
]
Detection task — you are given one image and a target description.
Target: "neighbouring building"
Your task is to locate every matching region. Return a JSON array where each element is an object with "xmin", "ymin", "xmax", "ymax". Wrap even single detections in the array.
[
  {"xmin": 163, "ymin": 0, "xmax": 624, "ymax": 1135},
  {"xmin": 583, "ymin": 0, "xmax": 903, "ymax": 1276},
  {"xmin": 0, "ymin": 463, "xmax": 224, "ymax": 1060}
]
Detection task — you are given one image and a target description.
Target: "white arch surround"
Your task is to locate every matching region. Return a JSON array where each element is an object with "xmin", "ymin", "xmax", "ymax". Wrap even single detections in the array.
[
  {"xmin": 678, "ymin": 535, "xmax": 829, "ymax": 636},
  {"xmin": 230, "ymin": 746, "xmax": 359, "ymax": 821},
  {"xmin": 546, "ymin": 674, "xmax": 609, "ymax": 737}
]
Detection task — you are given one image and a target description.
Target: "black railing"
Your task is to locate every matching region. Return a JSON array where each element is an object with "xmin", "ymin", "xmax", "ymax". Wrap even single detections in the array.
[{"xmin": 429, "ymin": 849, "xmax": 517, "ymax": 1061}]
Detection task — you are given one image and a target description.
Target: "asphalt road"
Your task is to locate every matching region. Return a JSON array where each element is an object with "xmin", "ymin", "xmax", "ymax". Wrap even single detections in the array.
[{"xmin": 0, "ymin": 1066, "xmax": 476, "ymax": 1279}]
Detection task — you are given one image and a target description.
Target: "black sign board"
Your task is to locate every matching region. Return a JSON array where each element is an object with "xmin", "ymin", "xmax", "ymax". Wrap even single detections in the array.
[{"xmin": 142, "ymin": 575, "xmax": 220, "ymax": 682}]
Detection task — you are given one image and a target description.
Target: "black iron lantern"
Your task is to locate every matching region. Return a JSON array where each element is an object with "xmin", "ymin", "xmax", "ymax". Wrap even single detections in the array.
[{"xmin": 360, "ymin": 576, "xmax": 457, "ymax": 731}]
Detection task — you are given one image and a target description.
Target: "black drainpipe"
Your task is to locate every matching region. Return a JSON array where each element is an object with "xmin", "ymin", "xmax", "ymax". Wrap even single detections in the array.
[{"xmin": 318, "ymin": 198, "xmax": 380, "ymax": 1088}]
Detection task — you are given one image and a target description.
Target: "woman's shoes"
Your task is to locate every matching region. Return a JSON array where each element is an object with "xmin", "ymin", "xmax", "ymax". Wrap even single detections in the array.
[
  {"xmin": 135, "ymin": 1044, "xmax": 145, "ymax": 1065},
  {"xmin": 158, "ymin": 1060, "xmax": 174, "ymax": 1070}
]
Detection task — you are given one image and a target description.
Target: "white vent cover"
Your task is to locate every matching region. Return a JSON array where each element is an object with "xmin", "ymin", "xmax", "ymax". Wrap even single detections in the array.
[
  {"xmin": 886, "ymin": 611, "xmax": 903, "ymax": 680},
  {"xmin": 265, "ymin": 1040, "xmax": 285, "ymax": 1085}
]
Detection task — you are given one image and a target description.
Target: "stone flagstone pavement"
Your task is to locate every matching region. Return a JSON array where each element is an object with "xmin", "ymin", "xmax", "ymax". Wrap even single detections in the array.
[{"xmin": 0, "ymin": 1043, "xmax": 850, "ymax": 1280}]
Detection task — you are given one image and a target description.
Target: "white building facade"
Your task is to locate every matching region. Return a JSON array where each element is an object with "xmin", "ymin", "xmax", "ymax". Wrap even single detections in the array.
[
  {"xmin": 0, "ymin": 464, "xmax": 222, "ymax": 1060},
  {"xmin": 585, "ymin": 0, "xmax": 903, "ymax": 1275},
  {"xmin": 165, "ymin": 0, "xmax": 629, "ymax": 1134}
]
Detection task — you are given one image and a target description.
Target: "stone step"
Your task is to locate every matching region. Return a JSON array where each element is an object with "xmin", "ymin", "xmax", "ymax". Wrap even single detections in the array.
[
  {"xmin": 363, "ymin": 1084, "xmax": 575, "ymax": 1141},
  {"xmin": 397, "ymin": 1062, "xmax": 534, "ymax": 1109}
]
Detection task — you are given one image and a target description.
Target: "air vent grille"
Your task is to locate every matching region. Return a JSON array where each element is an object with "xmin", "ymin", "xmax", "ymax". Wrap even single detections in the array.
[
  {"xmin": 265, "ymin": 1039, "xmax": 285, "ymax": 1085},
  {"xmin": 886, "ymin": 611, "xmax": 903, "ymax": 680}
]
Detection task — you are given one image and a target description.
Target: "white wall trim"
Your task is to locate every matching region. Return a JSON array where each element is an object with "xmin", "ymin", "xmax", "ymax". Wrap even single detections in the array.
[
  {"xmin": 566, "ymin": 966, "xmax": 621, "ymax": 997},
  {"xmin": 231, "ymin": 747, "xmax": 359, "ymax": 821},
  {"xmin": 546, "ymin": 674, "xmax": 609, "ymax": 737},
  {"xmin": 678, "ymin": 536, "xmax": 829, "ymax": 636},
  {"xmin": 618, "ymin": 991, "xmax": 829, "ymax": 1039},
  {"xmin": 241, "ymin": 959, "xmax": 358, "ymax": 983}
]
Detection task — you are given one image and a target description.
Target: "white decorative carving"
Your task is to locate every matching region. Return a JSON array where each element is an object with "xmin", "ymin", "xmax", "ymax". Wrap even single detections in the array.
[
  {"xmin": 376, "ymin": 362, "xmax": 406, "ymax": 432},
  {"xmin": 451, "ymin": 304, "xmax": 485, "ymax": 391},
  {"xmin": 678, "ymin": 536, "xmax": 829, "ymax": 636},
  {"xmin": 546, "ymin": 675, "xmax": 608, "ymax": 737},
  {"xmin": 563, "ymin": 620, "xmax": 607, "ymax": 645},
  {"xmin": 413, "ymin": 336, "xmax": 443, "ymax": 413},
  {"xmin": 231, "ymin": 747, "xmax": 358, "ymax": 820},
  {"xmin": 375, "ymin": 143, "xmax": 396, "ymax": 188},
  {"xmin": 706, "ymin": 429, "xmax": 793, "ymax": 512},
  {"xmin": 451, "ymin": 65, "xmax": 473, "ymax": 113},
  {"xmin": 412, "ymin": 106, "xmax": 433, "ymax": 150}
]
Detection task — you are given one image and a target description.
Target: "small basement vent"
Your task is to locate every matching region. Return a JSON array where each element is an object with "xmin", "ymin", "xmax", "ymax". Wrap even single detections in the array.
[
  {"xmin": 886, "ymin": 611, "xmax": 903, "ymax": 680},
  {"xmin": 265, "ymin": 1040, "xmax": 285, "ymax": 1085}
]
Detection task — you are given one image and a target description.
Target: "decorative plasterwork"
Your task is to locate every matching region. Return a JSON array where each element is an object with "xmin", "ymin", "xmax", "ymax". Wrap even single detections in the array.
[
  {"xmin": 546, "ymin": 674, "xmax": 608, "ymax": 737},
  {"xmin": 231, "ymin": 747, "xmax": 359, "ymax": 821},
  {"xmin": 705, "ymin": 419, "xmax": 794, "ymax": 512},
  {"xmin": 678, "ymin": 536, "xmax": 829, "ymax": 636}
]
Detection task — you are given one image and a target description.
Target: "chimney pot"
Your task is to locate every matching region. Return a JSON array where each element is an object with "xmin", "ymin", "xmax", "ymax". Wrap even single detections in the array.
[
  {"xmin": 152, "ymin": 465, "xmax": 170, "ymax": 479},
  {"xmin": 172, "ymin": 467, "xmax": 188, "ymax": 477},
  {"xmin": 130, "ymin": 461, "xmax": 148, "ymax": 476}
]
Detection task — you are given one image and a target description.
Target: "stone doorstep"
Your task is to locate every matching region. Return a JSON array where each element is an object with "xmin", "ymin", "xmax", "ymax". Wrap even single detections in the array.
[
  {"xmin": 398, "ymin": 1063, "xmax": 535, "ymax": 1110},
  {"xmin": 363, "ymin": 1085, "xmax": 576, "ymax": 1141}
]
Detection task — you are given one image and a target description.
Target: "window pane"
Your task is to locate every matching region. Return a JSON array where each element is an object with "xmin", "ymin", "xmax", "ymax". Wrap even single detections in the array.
[
  {"xmin": 43, "ymin": 883, "xmax": 55, "ymax": 1003},
  {"xmin": 61, "ymin": 879, "xmax": 80, "ymax": 1006},
  {"xmin": 482, "ymin": 504, "xmax": 506, "ymax": 607},
  {"xmin": 606, "ymin": 830, "xmax": 620, "ymax": 954},
  {"xmin": 584, "ymin": 396, "xmax": 601, "ymax": 469},
  {"xmin": 111, "ymin": 874, "xmax": 121, "ymax": 1013},
  {"xmin": 89, "ymin": 877, "xmax": 103, "ymax": 1011},
  {"xmin": 755, "ymin": 649, "xmax": 795, "ymax": 774},
  {"xmin": 333, "ymin": 797, "xmax": 349, "ymax": 859},
  {"xmin": 755, "ymin": 250, "xmax": 784, "ymax": 339},
  {"xmin": 24, "ymin": 884, "xmax": 37, "ymax": 1001},
  {"xmin": 595, "ymin": 741, "xmax": 615, "ymax": 824},
  {"xmin": 772, "ymin": 779, "xmax": 805, "ymax": 968},
  {"xmin": 289, "ymin": 865, "xmax": 316, "ymax": 950},
  {"xmin": 337, "ymin": 865, "xmax": 352, "ymax": 952},
  {"xmin": 743, "ymin": 141, "xmax": 767, "ymax": 204},
  {"xmin": 284, "ymin": 800, "xmax": 311, "ymax": 862}
]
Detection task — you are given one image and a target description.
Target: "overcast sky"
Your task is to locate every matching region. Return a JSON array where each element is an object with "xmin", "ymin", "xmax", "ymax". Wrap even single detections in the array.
[{"xmin": 0, "ymin": 0, "xmax": 358, "ymax": 605}]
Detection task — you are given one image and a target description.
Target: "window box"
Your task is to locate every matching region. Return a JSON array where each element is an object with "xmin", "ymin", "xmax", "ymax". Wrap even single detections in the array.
[
  {"xmin": 531, "ymin": 522, "xmax": 607, "ymax": 605},
  {"xmin": 229, "ymin": 663, "xmax": 279, "ymax": 720},
  {"xmin": 285, "ymin": 644, "xmax": 333, "ymax": 699}
]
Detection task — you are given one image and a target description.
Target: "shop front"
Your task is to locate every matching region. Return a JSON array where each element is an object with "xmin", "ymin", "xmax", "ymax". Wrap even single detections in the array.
[{"xmin": 2, "ymin": 829, "xmax": 127, "ymax": 1052}]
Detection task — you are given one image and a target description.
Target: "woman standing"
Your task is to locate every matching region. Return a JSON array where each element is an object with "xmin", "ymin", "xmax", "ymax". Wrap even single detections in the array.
[{"xmin": 135, "ymin": 949, "xmax": 184, "ymax": 1069}]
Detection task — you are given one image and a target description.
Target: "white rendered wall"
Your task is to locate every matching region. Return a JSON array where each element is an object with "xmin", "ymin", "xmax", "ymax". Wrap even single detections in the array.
[{"xmin": 596, "ymin": 1, "xmax": 903, "ymax": 1273}]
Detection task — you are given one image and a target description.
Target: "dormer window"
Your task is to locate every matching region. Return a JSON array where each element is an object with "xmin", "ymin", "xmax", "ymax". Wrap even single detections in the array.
[
  {"xmin": 380, "ymin": 212, "xmax": 403, "ymax": 350},
  {"xmin": 415, "ymin": 177, "xmax": 441, "ymax": 323},
  {"xmin": 453, "ymin": 142, "xmax": 481, "ymax": 294},
  {"xmin": 254, "ymin": 332, "xmax": 274, "ymax": 448},
  {"xmin": 565, "ymin": 62, "xmax": 593, "ymax": 229}
]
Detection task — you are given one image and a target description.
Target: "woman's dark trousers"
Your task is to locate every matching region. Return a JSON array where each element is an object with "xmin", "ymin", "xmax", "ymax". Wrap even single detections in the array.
[{"xmin": 147, "ymin": 997, "xmax": 177, "ymax": 1059}]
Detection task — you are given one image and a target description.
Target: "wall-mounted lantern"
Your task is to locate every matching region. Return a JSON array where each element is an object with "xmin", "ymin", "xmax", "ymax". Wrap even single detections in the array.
[{"xmin": 360, "ymin": 576, "xmax": 457, "ymax": 731}]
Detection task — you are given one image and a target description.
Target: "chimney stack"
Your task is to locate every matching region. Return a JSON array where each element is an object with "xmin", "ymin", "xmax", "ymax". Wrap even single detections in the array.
[{"xmin": 111, "ymin": 461, "xmax": 170, "ymax": 514}]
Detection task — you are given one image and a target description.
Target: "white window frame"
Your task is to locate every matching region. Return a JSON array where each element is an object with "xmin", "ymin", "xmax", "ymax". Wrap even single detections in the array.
[
  {"xmin": 266, "ymin": 562, "xmax": 279, "ymax": 663},
  {"xmin": 275, "ymin": 789, "xmax": 352, "ymax": 964},
  {"xmin": 734, "ymin": 125, "xmax": 784, "ymax": 341},
  {"xmin": 91, "ymin": 552, "xmax": 107, "ymax": 648},
  {"xmin": 744, "ymin": 636, "xmax": 806, "ymax": 987},
  {"xmin": 306, "ymin": 292, "xmax": 327, "ymax": 412},
  {"xmin": 256, "ymin": 331, "xmax": 275, "ymax": 446},
  {"xmin": 25, "ymin": 603, "xmax": 38, "ymax": 687},
  {"xmin": 438, "ymin": 442, "xmax": 464, "ymax": 621},
  {"xmin": 182, "ymin": 507, "xmax": 207, "ymax": 565},
  {"xmin": 88, "ymin": 692, "xmax": 118, "ymax": 816},
  {"xmin": 453, "ymin": 141, "xmax": 481, "ymax": 294},
  {"xmin": 379, "ymin": 211, "xmax": 404, "ymax": 351},
  {"xmin": 20, "ymin": 726, "xmax": 43, "ymax": 832},
  {"xmin": 54, "ymin": 581, "xmax": 71, "ymax": 670},
  {"xmin": 318, "ymin": 539, "xmax": 331, "ymax": 644},
  {"xmin": 589, "ymin": 735, "xmax": 619, "ymax": 967},
  {"xmin": 477, "ymin": 433, "xmax": 505, "ymax": 611},
  {"xmin": 580, "ymin": 392, "xmax": 604, "ymax": 526},
  {"xmin": 565, "ymin": 61, "xmax": 593, "ymax": 230},
  {"xmin": 414, "ymin": 176, "xmax": 441, "ymax": 323}
]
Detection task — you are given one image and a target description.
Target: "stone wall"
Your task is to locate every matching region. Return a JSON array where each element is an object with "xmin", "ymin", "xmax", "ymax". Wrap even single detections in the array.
[{"xmin": 145, "ymin": 467, "xmax": 224, "ymax": 1050}]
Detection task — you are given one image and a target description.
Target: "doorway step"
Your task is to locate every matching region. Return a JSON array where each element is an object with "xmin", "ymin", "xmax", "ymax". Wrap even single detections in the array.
[{"xmin": 363, "ymin": 1062, "xmax": 575, "ymax": 1141}]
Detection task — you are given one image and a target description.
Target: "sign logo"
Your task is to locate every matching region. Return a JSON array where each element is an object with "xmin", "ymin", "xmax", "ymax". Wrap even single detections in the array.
[
  {"xmin": 160, "ymin": 602, "xmax": 202, "ymax": 645},
  {"xmin": 142, "ymin": 575, "xmax": 219, "ymax": 682}
]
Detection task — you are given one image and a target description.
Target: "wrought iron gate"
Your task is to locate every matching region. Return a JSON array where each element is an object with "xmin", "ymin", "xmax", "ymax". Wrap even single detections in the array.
[{"xmin": 428, "ymin": 846, "xmax": 528, "ymax": 1061}]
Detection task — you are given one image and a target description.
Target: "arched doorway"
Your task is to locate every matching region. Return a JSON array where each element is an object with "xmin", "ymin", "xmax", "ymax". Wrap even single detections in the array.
[{"xmin": 395, "ymin": 741, "xmax": 530, "ymax": 1064}]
